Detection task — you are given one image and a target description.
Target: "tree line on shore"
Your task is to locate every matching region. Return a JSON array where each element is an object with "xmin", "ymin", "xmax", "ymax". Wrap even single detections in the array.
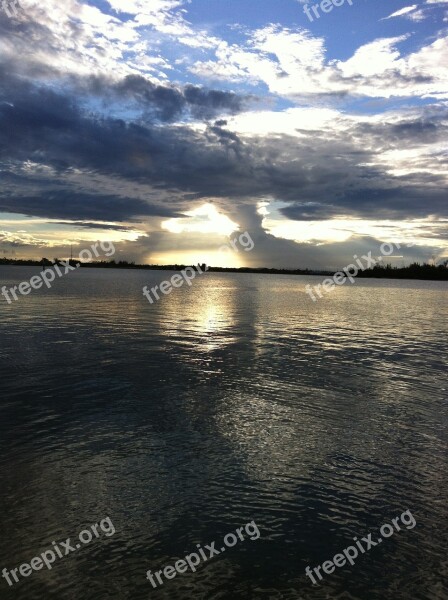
[{"xmin": 0, "ymin": 257, "xmax": 447, "ymax": 280}]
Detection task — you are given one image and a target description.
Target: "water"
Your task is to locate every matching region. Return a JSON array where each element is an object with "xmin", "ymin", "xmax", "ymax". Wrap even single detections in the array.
[{"xmin": 0, "ymin": 266, "xmax": 447, "ymax": 600}]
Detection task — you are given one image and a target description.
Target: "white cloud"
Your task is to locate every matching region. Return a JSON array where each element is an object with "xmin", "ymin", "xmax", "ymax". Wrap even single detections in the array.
[
  {"xmin": 7, "ymin": 1, "xmax": 447, "ymax": 105},
  {"xmin": 338, "ymin": 36, "xmax": 407, "ymax": 78},
  {"xmin": 7, "ymin": 0, "xmax": 221, "ymax": 85},
  {"xmin": 192, "ymin": 24, "xmax": 448, "ymax": 102},
  {"xmin": 227, "ymin": 107, "xmax": 347, "ymax": 136},
  {"xmin": 382, "ymin": 0, "xmax": 448, "ymax": 21},
  {"xmin": 382, "ymin": 5, "xmax": 418, "ymax": 19}
]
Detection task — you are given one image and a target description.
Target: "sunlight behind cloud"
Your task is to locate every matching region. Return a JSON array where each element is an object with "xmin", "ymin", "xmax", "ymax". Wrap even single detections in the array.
[
  {"xmin": 162, "ymin": 203, "xmax": 239, "ymax": 236},
  {"xmin": 150, "ymin": 250, "xmax": 243, "ymax": 268}
]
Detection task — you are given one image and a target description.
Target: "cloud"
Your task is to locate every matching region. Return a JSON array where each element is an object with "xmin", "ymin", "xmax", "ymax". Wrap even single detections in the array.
[
  {"xmin": 4, "ymin": 0, "xmax": 447, "ymax": 107},
  {"xmin": 0, "ymin": 190, "xmax": 179, "ymax": 222},
  {"xmin": 382, "ymin": 5, "xmax": 419, "ymax": 19},
  {"xmin": 191, "ymin": 25, "xmax": 448, "ymax": 101},
  {"xmin": 53, "ymin": 221, "xmax": 141, "ymax": 232},
  {"xmin": 83, "ymin": 74, "xmax": 251, "ymax": 121},
  {"xmin": 382, "ymin": 0, "xmax": 448, "ymax": 21},
  {"xmin": 1, "ymin": 68, "xmax": 447, "ymax": 231},
  {"xmin": 0, "ymin": 0, "xmax": 447, "ymax": 265}
]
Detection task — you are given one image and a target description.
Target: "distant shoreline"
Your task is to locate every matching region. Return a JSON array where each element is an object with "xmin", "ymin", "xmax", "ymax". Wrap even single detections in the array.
[{"xmin": 1, "ymin": 259, "xmax": 447, "ymax": 281}]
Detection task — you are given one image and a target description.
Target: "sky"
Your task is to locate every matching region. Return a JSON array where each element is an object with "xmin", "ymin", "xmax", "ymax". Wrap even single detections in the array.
[{"xmin": 0, "ymin": 0, "xmax": 447, "ymax": 269}]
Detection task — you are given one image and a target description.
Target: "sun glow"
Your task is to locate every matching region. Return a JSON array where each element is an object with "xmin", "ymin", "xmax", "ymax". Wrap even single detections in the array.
[
  {"xmin": 162, "ymin": 203, "xmax": 239, "ymax": 237},
  {"xmin": 149, "ymin": 250, "xmax": 244, "ymax": 268}
]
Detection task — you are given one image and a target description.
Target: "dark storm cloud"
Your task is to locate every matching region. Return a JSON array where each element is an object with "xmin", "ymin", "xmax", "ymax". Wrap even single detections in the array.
[
  {"xmin": 82, "ymin": 74, "xmax": 250, "ymax": 122},
  {"xmin": 356, "ymin": 111, "xmax": 448, "ymax": 145},
  {"xmin": 0, "ymin": 67, "xmax": 447, "ymax": 224},
  {"xmin": 0, "ymin": 191, "xmax": 180, "ymax": 222},
  {"xmin": 281, "ymin": 182, "xmax": 448, "ymax": 221},
  {"xmin": 389, "ymin": 120, "xmax": 438, "ymax": 140},
  {"xmin": 54, "ymin": 221, "xmax": 138, "ymax": 231},
  {"xmin": 280, "ymin": 203, "xmax": 348, "ymax": 221}
]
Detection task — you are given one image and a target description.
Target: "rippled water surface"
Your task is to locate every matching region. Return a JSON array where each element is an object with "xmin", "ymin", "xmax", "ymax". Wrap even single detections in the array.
[{"xmin": 0, "ymin": 266, "xmax": 447, "ymax": 600}]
